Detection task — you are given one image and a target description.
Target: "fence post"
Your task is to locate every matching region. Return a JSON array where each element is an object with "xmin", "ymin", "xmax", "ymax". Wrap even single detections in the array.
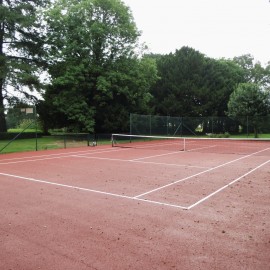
[
  {"xmin": 247, "ymin": 116, "xmax": 249, "ymax": 137},
  {"xmin": 34, "ymin": 106, "xmax": 38, "ymax": 151},
  {"xmin": 167, "ymin": 115, "xmax": 169, "ymax": 135},
  {"xmin": 149, "ymin": 114, "xmax": 152, "ymax": 135},
  {"xmin": 64, "ymin": 128, "xmax": 67, "ymax": 148},
  {"xmin": 181, "ymin": 117, "xmax": 183, "ymax": 136},
  {"xmin": 130, "ymin": 113, "xmax": 132, "ymax": 135}
]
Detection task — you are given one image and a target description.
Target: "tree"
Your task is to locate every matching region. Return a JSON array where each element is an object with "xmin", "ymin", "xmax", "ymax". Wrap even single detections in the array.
[
  {"xmin": 227, "ymin": 83, "xmax": 270, "ymax": 137},
  {"xmin": 150, "ymin": 47, "xmax": 208, "ymax": 117},
  {"xmin": 150, "ymin": 47, "xmax": 244, "ymax": 118},
  {"xmin": 43, "ymin": 0, "xmax": 158, "ymax": 132},
  {"xmin": 233, "ymin": 54, "xmax": 270, "ymax": 88},
  {"xmin": 0, "ymin": 0, "xmax": 49, "ymax": 132},
  {"xmin": 5, "ymin": 102, "xmax": 35, "ymax": 129},
  {"xmin": 94, "ymin": 55, "xmax": 158, "ymax": 132}
]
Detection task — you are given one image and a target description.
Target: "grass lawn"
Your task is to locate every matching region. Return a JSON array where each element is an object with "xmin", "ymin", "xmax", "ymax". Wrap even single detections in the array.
[
  {"xmin": 229, "ymin": 133, "xmax": 270, "ymax": 139},
  {"xmin": 8, "ymin": 128, "xmax": 42, "ymax": 133},
  {"xmin": 0, "ymin": 137, "xmax": 62, "ymax": 154}
]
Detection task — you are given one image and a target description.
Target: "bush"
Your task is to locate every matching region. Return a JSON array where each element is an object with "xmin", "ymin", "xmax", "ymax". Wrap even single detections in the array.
[{"xmin": 207, "ymin": 132, "xmax": 230, "ymax": 138}]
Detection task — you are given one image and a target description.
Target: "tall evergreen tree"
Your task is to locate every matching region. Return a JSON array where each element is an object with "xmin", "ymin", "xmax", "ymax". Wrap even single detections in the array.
[
  {"xmin": 0, "ymin": 0, "xmax": 49, "ymax": 132},
  {"xmin": 150, "ymin": 47, "xmax": 244, "ymax": 117}
]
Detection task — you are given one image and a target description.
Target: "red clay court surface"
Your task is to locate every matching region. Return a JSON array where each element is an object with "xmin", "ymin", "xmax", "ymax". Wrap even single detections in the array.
[{"xmin": 0, "ymin": 141, "xmax": 269, "ymax": 270}]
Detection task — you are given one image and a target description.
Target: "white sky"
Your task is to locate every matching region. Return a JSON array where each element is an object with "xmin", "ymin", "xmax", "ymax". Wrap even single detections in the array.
[{"xmin": 122, "ymin": 0, "xmax": 270, "ymax": 65}]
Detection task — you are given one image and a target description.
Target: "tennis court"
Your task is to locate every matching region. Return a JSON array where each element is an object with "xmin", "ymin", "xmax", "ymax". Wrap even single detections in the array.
[{"xmin": 0, "ymin": 136, "xmax": 269, "ymax": 269}]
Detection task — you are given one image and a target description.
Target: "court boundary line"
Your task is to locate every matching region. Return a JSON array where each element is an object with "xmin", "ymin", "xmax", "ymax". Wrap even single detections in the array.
[
  {"xmin": 0, "ymin": 147, "xmax": 129, "ymax": 165},
  {"xmin": 0, "ymin": 147, "xmax": 113, "ymax": 162},
  {"xmin": 0, "ymin": 172, "xmax": 188, "ymax": 210}
]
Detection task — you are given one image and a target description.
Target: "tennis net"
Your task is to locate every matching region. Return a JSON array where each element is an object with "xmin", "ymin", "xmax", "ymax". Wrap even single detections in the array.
[
  {"xmin": 111, "ymin": 134, "xmax": 270, "ymax": 156},
  {"xmin": 112, "ymin": 134, "xmax": 185, "ymax": 151}
]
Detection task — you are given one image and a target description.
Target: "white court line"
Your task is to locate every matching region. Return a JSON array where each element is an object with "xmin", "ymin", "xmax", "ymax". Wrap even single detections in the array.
[
  {"xmin": 2, "ymin": 146, "xmax": 269, "ymax": 210},
  {"xmin": 73, "ymin": 154, "xmax": 210, "ymax": 169},
  {"xmin": 131, "ymin": 150, "xmax": 184, "ymax": 161},
  {"xmin": 135, "ymin": 197, "xmax": 188, "ymax": 210},
  {"xmin": 0, "ymin": 147, "xmax": 126, "ymax": 161},
  {"xmin": 0, "ymin": 172, "xmax": 187, "ymax": 210},
  {"xmin": 0, "ymin": 148, "xmax": 107, "ymax": 162},
  {"xmin": 130, "ymin": 143, "xmax": 216, "ymax": 161},
  {"xmin": 116, "ymin": 141, "xmax": 181, "ymax": 150},
  {"xmin": 1, "ymin": 157, "xmax": 268, "ymax": 211},
  {"xmin": 0, "ymin": 172, "xmax": 132, "ymax": 199},
  {"xmin": 187, "ymin": 145, "xmax": 217, "ymax": 152},
  {"xmin": 0, "ymin": 155, "xmax": 80, "ymax": 165},
  {"xmin": 134, "ymin": 147, "xmax": 270, "ymax": 198},
  {"xmin": 0, "ymin": 147, "xmax": 128, "ymax": 165},
  {"xmin": 187, "ymin": 159, "xmax": 270, "ymax": 209}
]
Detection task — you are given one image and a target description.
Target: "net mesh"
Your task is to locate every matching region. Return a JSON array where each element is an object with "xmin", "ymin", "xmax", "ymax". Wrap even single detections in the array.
[{"xmin": 112, "ymin": 134, "xmax": 270, "ymax": 156}]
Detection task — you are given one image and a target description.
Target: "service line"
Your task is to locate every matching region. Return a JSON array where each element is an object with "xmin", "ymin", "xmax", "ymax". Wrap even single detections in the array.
[{"xmin": 73, "ymin": 154, "xmax": 210, "ymax": 169}]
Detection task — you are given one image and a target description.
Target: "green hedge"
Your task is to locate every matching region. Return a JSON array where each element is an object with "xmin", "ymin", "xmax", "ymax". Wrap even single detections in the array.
[{"xmin": 0, "ymin": 132, "xmax": 43, "ymax": 140}]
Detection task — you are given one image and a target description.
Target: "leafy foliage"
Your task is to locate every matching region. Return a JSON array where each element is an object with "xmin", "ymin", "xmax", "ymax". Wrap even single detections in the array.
[
  {"xmin": 227, "ymin": 83, "xmax": 270, "ymax": 137},
  {"xmin": 233, "ymin": 54, "xmax": 270, "ymax": 88},
  {"xmin": 43, "ymin": 0, "xmax": 158, "ymax": 132},
  {"xmin": 228, "ymin": 83, "xmax": 270, "ymax": 117}
]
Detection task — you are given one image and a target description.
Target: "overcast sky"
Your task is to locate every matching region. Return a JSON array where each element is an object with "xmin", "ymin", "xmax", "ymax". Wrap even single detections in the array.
[{"xmin": 122, "ymin": 0, "xmax": 270, "ymax": 65}]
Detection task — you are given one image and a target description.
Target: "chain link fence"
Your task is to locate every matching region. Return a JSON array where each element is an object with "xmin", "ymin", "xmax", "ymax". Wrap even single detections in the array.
[
  {"xmin": 0, "ymin": 107, "xmax": 102, "ymax": 154},
  {"xmin": 130, "ymin": 113, "xmax": 270, "ymax": 138},
  {"xmin": 1, "ymin": 110, "xmax": 269, "ymax": 154}
]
